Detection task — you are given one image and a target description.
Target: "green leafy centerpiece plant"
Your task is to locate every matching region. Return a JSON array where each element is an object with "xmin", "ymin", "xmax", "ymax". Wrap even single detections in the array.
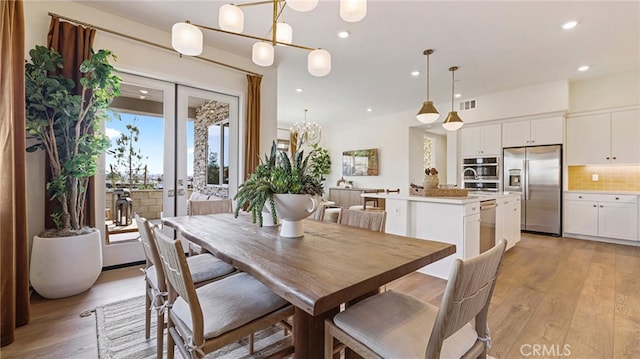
[
  {"xmin": 25, "ymin": 45, "xmax": 121, "ymax": 298},
  {"xmin": 234, "ymin": 141, "xmax": 330, "ymax": 237}
]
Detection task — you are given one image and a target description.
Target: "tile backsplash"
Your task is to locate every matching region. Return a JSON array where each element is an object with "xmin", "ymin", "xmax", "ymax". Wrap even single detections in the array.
[{"xmin": 568, "ymin": 165, "xmax": 640, "ymax": 192}]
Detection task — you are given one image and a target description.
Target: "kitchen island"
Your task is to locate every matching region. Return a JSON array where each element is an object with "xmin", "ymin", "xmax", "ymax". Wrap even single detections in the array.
[{"xmin": 364, "ymin": 192, "xmax": 521, "ymax": 279}]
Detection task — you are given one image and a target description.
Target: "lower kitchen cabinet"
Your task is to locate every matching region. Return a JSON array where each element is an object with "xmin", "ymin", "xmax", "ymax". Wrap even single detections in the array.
[
  {"xmin": 496, "ymin": 195, "xmax": 522, "ymax": 250},
  {"xmin": 565, "ymin": 193, "xmax": 638, "ymax": 241}
]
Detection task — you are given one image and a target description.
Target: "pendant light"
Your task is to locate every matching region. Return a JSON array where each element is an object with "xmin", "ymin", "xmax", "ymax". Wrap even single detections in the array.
[
  {"xmin": 416, "ymin": 49, "xmax": 439, "ymax": 124},
  {"xmin": 442, "ymin": 66, "xmax": 464, "ymax": 131},
  {"xmin": 340, "ymin": 0, "xmax": 367, "ymax": 22},
  {"xmin": 171, "ymin": 22, "xmax": 203, "ymax": 56},
  {"xmin": 252, "ymin": 42, "xmax": 274, "ymax": 67},
  {"xmin": 308, "ymin": 49, "xmax": 331, "ymax": 77},
  {"xmin": 218, "ymin": 4, "xmax": 244, "ymax": 33}
]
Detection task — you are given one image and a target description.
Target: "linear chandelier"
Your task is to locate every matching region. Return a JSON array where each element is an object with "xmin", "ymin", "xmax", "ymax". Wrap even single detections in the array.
[{"xmin": 171, "ymin": 0, "xmax": 367, "ymax": 77}]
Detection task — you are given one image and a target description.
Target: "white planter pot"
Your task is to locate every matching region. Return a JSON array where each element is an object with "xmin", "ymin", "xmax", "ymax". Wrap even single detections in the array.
[
  {"xmin": 30, "ymin": 230, "xmax": 103, "ymax": 299},
  {"xmin": 273, "ymin": 194, "xmax": 318, "ymax": 238}
]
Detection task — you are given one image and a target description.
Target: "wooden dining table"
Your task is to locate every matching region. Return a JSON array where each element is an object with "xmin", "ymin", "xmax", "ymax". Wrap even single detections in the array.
[{"xmin": 163, "ymin": 213, "xmax": 456, "ymax": 359}]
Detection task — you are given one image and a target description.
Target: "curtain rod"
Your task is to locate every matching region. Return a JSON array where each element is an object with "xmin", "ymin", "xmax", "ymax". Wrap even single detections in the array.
[{"xmin": 48, "ymin": 12, "xmax": 261, "ymax": 77}]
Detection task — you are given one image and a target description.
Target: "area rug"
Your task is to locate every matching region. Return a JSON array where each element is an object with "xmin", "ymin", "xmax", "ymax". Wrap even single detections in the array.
[{"xmin": 94, "ymin": 295, "xmax": 291, "ymax": 359}]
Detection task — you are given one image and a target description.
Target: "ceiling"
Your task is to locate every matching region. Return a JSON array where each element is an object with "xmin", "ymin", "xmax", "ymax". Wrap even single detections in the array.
[{"xmin": 77, "ymin": 1, "xmax": 639, "ymax": 127}]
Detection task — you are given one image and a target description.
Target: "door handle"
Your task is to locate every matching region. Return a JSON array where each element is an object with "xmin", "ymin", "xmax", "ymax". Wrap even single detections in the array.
[{"xmin": 168, "ymin": 189, "xmax": 175, "ymax": 197}]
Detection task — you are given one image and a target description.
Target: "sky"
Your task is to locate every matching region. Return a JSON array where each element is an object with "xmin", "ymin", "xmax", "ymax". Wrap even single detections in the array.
[{"xmin": 105, "ymin": 112, "xmax": 195, "ymax": 177}]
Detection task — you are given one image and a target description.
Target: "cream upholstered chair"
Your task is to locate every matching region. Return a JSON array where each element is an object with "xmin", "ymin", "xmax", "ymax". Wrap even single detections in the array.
[
  {"xmin": 324, "ymin": 239, "xmax": 507, "ymax": 359},
  {"xmin": 152, "ymin": 227, "xmax": 295, "ymax": 359},
  {"xmin": 186, "ymin": 198, "xmax": 233, "ymax": 255},
  {"xmin": 338, "ymin": 208, "xmax": 386, "ymax": 232},
  {"xmin": 311, "ymin": 203, "xmax": 326, "ymax": 221},
  {"xmin": 134, "ymin": 214, "xmax": 236, "ymax": 359}
]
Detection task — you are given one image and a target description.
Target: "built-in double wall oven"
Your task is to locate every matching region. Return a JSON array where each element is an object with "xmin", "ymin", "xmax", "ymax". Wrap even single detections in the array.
[{"xmin": 462, "ymin": 156, "xmax": 501, "ymax": 192}]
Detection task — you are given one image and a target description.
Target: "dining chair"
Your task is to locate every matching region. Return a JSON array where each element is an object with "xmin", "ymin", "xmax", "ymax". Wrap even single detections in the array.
[
  {"xmin": 186, "ymin": 198, "xmax": 233, "ymax": 255},
  {"xmin": 311, "ymin": 203, "xmax": 326, "ymax": 221},
  {"xmin": 338, "ymin": 208, "xmax": 387, "ymax": 232},
  {"xmin": 324, "ymin": 239, "xmax": 507, "ymax": 359},
  {"xmin": 152, "ymin": 226, "xmax": 295, "ymax": 359},
  {"xmin": 134, "ymin": 214, "xmax": 236, "ymax": 359}
]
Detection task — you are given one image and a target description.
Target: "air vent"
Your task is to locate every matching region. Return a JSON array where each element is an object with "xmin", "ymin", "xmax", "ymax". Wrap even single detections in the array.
[{"xmin": 459, "ymin": 99, "xmax": 477, "ymax": 111}]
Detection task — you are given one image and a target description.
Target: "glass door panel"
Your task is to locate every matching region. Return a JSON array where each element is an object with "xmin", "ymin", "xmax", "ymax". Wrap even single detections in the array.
[{"xmin": 100, "ymin": 73, "xmax": 175, "ymax": 266}]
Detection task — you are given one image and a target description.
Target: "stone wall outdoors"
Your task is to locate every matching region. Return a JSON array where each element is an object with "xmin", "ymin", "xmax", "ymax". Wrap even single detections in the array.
[{"xmin": 106, "ymin": 189, "xmax": 163, "ymax": 221}]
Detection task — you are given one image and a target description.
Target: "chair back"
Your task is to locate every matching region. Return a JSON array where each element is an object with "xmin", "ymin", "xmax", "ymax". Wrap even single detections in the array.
[
  {"xmin": 134, "ymin": 214, "xmax": 166, "ymax": 292},
  {"xmin": 311, "ymin": 203, "xmax": 326, "ymax": 221},
  {"xmin": 189, "ymin": 198, "xmax": 232, "ymax": 215},
  {"xmin": 152, "ymin": 226, "xmax": 204, "ymax": 339},
  {"xmin": 338, "ymin": 208, "xmax": 386, "ymax": 232},
  {"xmin": 426, "ymin": 239, "xmax": 507, "ymax": 358}
]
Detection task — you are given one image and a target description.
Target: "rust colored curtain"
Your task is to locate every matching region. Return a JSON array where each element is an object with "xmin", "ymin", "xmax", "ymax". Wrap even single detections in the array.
[
  {"xmin": 0, "ymin": 0, "xmax": 30, "ymax": 346},
  {"xmin": 44, "ymin": 17, "xmax": 96, "ymax": 228},
  {"xmin": 244, "ymin": 74, "xmax": 262, "ymax": 180}
]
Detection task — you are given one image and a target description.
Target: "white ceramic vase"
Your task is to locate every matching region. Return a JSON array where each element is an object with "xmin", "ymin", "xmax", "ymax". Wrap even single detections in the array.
[
  {"xmin": 30, "ymin": 230, "xmax": 103, "ymax": 298},
  {"xmin": 272, "ymin": 193, "xmax": 318, "ymax": 238}
]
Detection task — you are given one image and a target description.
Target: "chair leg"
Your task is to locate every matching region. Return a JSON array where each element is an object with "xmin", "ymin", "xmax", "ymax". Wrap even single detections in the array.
[
  {"xmin": 145, "ymin": 289, "xmax": 151, "ymax": 340},
  {"xmin": 249, "ymin": 333, "xmax": 255, "ymax": 354},
  {"xmin": 167, "ymin": 317, "xmax": 175, "ymax": 359},
  {"xmin": 324, "ymin": 321, "xmax": 334, "ymax": 359},
  {"xmin": 156, "ymin": 310, "xmax": 164, "ymax": 359}
]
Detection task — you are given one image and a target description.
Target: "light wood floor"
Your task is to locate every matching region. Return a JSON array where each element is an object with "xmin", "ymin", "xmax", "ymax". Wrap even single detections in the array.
[{"xmin": 2, "ymin": 233, "xmax": 639, "ymax": 358}]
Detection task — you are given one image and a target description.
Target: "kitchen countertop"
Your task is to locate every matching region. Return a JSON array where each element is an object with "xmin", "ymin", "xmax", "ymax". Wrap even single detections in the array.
[{"xmin": 362, "ymin": 191, "xmax": 519, "ymax": 204}]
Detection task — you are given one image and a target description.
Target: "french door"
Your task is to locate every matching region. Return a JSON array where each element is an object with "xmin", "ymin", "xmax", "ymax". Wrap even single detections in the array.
[{"xmin": 100, "ymin": 74, "xmax": 240, "ymax": 266}]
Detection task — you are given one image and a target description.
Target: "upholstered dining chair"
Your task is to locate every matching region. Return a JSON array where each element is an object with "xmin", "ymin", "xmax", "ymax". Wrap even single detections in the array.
[
  {"xmin": 338, "ymin": 208, "xmax": 387, "ymax": 232},
  {"xmin": 186, "ymin": 198, "xmax": 233, "ymax": 255},
  {"xmin": 324, "ymin": 239, "xmax": 507, "ymax": 359},
  {"xmin": 152, "ymin": 226, "xmax": 295, "ymax": 359},
  {"xmin": 311, "ymin": 203, "xmax": 326, "ymax": 221},
  {"xmin": 134, "ymin": 214, "xmax": 236, "ymax": 359}
]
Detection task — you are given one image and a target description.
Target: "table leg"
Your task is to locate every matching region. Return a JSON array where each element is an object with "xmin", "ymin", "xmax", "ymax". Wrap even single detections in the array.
[{"xmin": 293, "ymin": 307, "xmax": 339, "ymax": 359}]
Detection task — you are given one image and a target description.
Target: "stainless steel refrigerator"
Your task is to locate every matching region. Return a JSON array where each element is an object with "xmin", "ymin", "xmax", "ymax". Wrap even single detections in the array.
[{"xmin": 503, "ymin": 145, "xmax": 561, "ymax": 235}]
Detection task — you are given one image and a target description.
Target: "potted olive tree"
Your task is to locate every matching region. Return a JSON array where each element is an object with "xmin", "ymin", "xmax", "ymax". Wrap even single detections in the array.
[
  {"xmin": 25, "ymin": 45, "xmax": 121, "ymax": 298},
  {"xmin": 234, "ymin": 141, "xmax": 330, "ymax": 237}
]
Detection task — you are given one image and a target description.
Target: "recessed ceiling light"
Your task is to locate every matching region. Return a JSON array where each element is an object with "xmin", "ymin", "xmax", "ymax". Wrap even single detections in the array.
[
  {"xmin": 454, "ymin": 93, "xmax": 462, "ymax": 98},
  {"xmin": 337, "ymin": 31, "xmax": 350, "ymax": 39},
  {"xmin": 139, "ymin": 95, "xmax": 146, "ymax": 100},
  {"xmin": 578, "ymin": 65, "xmax": 590, "ymax": 72},
  {"xmin": 411, "ymin": 71, "xmax": 420, "ymax": 77},
  {"xmin": 366, "ymin": 108, "xmax": 373, "ymax": 112},
  {"xmin": 139, "ymin": 89, "xmax": 149, "ymax": 94},
  {"xmin": 562, "ymin": 20, "xmax": 578, "ymax": 30},
  {"xmin": 295, "ymin": 88, "xmax": 303, "ymax": 92}
]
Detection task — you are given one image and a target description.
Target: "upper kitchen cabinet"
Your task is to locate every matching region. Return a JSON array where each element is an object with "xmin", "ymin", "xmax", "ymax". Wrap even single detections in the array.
[
  {"xmin": 502, "ymin": 117, "xmax": 563, "ymax": 148},
  {"xmin": 567, "ymin": 109, "xmax": 640, "ymax": 165},
  {"xmin": 460, "ymin": 124, "xmax": 502, "ymax": 157}
]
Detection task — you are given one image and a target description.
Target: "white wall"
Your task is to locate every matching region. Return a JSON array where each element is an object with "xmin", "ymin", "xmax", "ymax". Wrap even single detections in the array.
[
  {"xmin": 24, "ymin": 1, "xmax": 278, "ymax": 242},
  {"xmin": 322, "ymin": 109, "xmax": 416, "ymax": 192},
  {"xmin": 569, "ymin": 70, "xmax": 640, "ymax": 113}
]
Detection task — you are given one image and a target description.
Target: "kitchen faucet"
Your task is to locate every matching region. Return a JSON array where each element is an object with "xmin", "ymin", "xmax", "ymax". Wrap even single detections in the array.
[{"xmin": 461, "ymin": 168, "xmax": 479, "ymax": 189}]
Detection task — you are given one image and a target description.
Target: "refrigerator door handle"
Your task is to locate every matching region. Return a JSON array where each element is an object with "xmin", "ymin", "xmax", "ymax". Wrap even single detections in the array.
[{"xmin": 524, "ymin": 159, "xmax": 529, "ymax": 200}]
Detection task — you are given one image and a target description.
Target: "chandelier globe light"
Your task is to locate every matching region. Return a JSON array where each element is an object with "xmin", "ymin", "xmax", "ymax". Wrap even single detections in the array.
[
  {"xmin": 442, "ymin": 66, "xmax": 464, "ymax": 131},
  {"xmin": 171, "ymin": 22, "xmax": 203, "ymax": 56},
  {"xmin": 252, "ymin": 42, "xmax": 275, "ymax": 66},
  {"xmin": 308, "ymin": 49, "xmax": 331, "ymax": 77},
  {"xmin": 340, "ymin": 0, "xmax": 367, "ymax": 22},
  {"xmin": 416, "ymin": 49, "xmax": 440, "ymax": 124},
  {"xmin": 291, "ymin": 109, "xmax": 322, "ymax": 146},
  {"xmin": 218, "ymin": 4, "xmax": 244, "ymax": 33},
  {"xmin": 171, "ymin": 0, "xmax": 367, "ymax": 76},
  {"xmin": 276, "ymin": 22, "xmax": 293, "ymax": 44},
  {"xmin": 286, "ymin": 0, "xmax": 318, "ymax": 12}
]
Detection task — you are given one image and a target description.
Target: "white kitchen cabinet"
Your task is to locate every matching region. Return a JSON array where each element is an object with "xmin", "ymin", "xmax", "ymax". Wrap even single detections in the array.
[
  {"xmin": 502, "ymin": 117, "xmax": 563, "ymax": 148},
  {"xmin": 566, "ymin": 109, "xmax": 640, "ymax": 165},
  {"xmin": 496, "ymin": 195, "xmax": 522, "ymax": 250},
  {"xmin": 460, "ymin": 124, "xmax": 502, "ymax": 157},
  {"xmin": 464, "ymin": 212, "xmax": 481, "ymax": 258},
  {"xmin": 565, "ymin": 193, "xmax": 638, "ymax": 241}
]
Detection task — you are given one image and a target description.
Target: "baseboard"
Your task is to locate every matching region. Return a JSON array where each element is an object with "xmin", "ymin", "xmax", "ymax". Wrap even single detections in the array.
[{"xmin": 102, "ymin": 260, "xmax": 145, "ymax": 271}]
